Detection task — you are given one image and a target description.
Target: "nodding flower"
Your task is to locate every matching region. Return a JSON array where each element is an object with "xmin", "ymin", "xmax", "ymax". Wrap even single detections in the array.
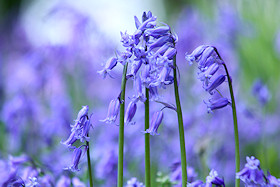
[
  {"xmin": 64, "ymin": 145, "xmax": 88, "ymax": 172},
  {"xmin": 133, "ymin": 75, "xmax": 146, "ymax": 102},
  {"xmin": 204, "ymin": 96, "xmax": 230, "ymax": 113},
  {"xmin": 124, "ymin": 101, "xmax": 137, "ymax": 125},
  {"xmin": 100, "ymin": 98, "xmax": 121, "ymax": 124},
  {"xmin": 98, "ymin": 57, "xmax": 118, "ymax": 79},
  {"xmin": 149, "ymin": 65, "xmax": 173, "ymax": 88},
  {"xmin": 144, "ymin": 110, "xmax": 164, "ymax": 135}
]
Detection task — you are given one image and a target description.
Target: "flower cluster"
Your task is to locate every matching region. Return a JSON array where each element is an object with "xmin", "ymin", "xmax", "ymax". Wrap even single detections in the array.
[
  {"xmin": 61, "ymin": 106, "xmax": 92, "ymax": 172},
  {"xmin": 237, "ymin": 156, "xmax": 280, "ymax": 186},
  {"xmin": 99, "ymin": 11, "xmax": 177, "ymax": 133},
  {"xmin": 186, "ymin": 45, "xmax": 230, "ymax": 113}
]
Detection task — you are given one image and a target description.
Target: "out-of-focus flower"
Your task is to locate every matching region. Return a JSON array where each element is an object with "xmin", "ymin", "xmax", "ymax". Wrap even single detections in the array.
[
  {"xmin": 26, "ymin": 177, "xmax": 38, "ymax": 187},
  {"xmin": 267, "ymin": 172, "xmax": 280, "ymax": 186},
  {"xmin": 56, "ymin": 175, "xmax": 71, "ymax": 187},
  {"xmin": 236, "ymin": 156, "xmax": 266, "ymax": 186},
  {"xmin": 187, "ymin": 180, "xmax": 204, "ymax": 187},
  {"xmin": 72, "ymin": 177, "xmax": 86, "ymax": 187},
  {"xmin": 252, "ymin": 79, "xmax": 271, "ymax": 106},
  {"xmin": 125, "ymin": 177, "xmax": 145, "ymax": 187},
  {"xmin": 170, "ymin": 161, "xmax": 197, "ymax": 185},
  {"xmin": 97, "ymin": 57, "xmax": 118, "ymax": 79},
  {"xmin": 205, "ymin": 169, "xmax": 225, "ymax": 187}
]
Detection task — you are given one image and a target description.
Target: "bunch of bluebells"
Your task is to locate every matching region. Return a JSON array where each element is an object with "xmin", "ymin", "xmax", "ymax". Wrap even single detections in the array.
[
  {"xmin": 185, "ymin": 45, "xmax": 230, "ymax": 113},
  {"xmin": 187, "ymin": 169, "xmax": 225, "ymax": 187},
  {"xmin": 61, "ymin": 105, "xmax": 92, "ymax": 172},
  {"xmin": 236, "ymin": 156, "xmax": 280, "ymax": 186},
  {"xmin": 99, "ymin": 11, "xmax": 177, "ymax": 133}
]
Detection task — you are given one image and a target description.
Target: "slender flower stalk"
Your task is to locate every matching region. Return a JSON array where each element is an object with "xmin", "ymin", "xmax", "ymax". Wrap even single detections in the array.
[
  {"xmin": 186, "ymin": 45, "xmax": 240, "ymax": 186},
  {"xmin": 86, "ymin": 140, "xmax": 93, "ymax": 187},
  {"xmin": 214, "ymin": 48, "xmax": 240, "ymax": 187},
  {"xmin": 145, "ymin": 88, "xmax": 151, "ymax": 187},
  {"xmin": 173, "ymin": 56, "xmax": 188, "ymax": 186},
  {"xmin": 222, "ymin": 62, "xmax": 240, "ymax": 187},
  {"xmin": 118, "ymin": 62, "xmax": 128, "ymax": 187}
]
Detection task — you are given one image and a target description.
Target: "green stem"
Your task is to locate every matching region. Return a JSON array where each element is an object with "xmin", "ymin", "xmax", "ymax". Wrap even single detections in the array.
[
  {"xmin": 223, "ymin": 63, "xmax": 240, "ymax": 187},
  {"xmin": 86, "ymin": 141, "xmax": 93, "ymax": 187},
  {"xmin": 173, "ymin": 56, "xmax": 188, "ymax": 186},
  {"xmin": 117, "ymin": 62, "xmax": 128, "ymax": 187},
  {"xmin": 145, "ymin": 88, "xmax": 151, "ymax": 187}
]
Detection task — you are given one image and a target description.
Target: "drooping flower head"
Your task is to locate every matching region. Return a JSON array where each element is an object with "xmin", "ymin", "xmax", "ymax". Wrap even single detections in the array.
[{"xmin": 186, "ymin": 45, "xmax": 230, "ymax": 112}]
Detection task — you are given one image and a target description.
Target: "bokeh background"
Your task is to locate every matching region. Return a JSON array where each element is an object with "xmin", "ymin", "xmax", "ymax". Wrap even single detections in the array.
[{"xmin": 0, "ymin": 0, "xmax": 280, "ymax": 186}]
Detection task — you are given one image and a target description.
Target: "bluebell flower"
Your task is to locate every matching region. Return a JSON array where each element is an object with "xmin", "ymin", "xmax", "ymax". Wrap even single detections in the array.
[
  {"xmin": 100, "ymin": 98, "xmax": 120, "ymax": 124},
  {"xmin": 170, "ymin": 161, "xmax": 198, "ymax": 186},
  {"xmin": 127, "ymin": 59, "xmax": 143, "ymax": 78},
  {"xmin": 61, "ymin": 131, "xmax": 78, "ymax": 148},
  {"xmin": 204, "ymin": 75, "xmax": 226, "ymax": 94},
  {"xmin": 74, "ymin": 105, "xmax": 89, "ymax": 122},
  {"xmin": 148, "ymin": 35, "xmax": 175, "ymax": 51},
  {"xmin": 3, "ymin": 176, "xmax": 25, "ymax": 187},
  {"xmin": 149, "ymin": 65, "xmax": 173, "ymax": 88},
  {"xmin": 140, "ymin": 64, "xmax": 151, "ymax": 85},
  {"xmin": 149, "ymin": 87, "xmax": 160, "ymax": 101},
  {"xmin": 56, "ymin": 176, "xmax": 71, "ymax": 187},
  {"xmin": 65, "ymin": 145, "xmax": 87, "ymax": 172},
  {"xmin": 267, "ymin": 172, "xmax": 280, "ymax": 186},
  {"xmin": 121, "ymin": 31, "xmax": 135, "ymax": 48},
  {"xmin": 252, "ymin": 79, "xmax": 271, "ymax": 106},
  {"xmin": 61, "ymin": 106, "xmax": 92, "ymax": 144},
  {"xmin": 8, "ymin": 155, "xmax": 30, "ymax": 169},
  {"xmin": 144, "ymin": 25, "xmax": 170, "ymax": 38},
  {"xmin": 72, "ymin": 177, "xmax": 86, "ymax": 187},
  {"xmin": 125, "ymin": 177, "xmax": 144, "ymax": 187},
  {"xmin": 144, "ymin": 110, "xmax": 164, "ymax": 135},
  {"xmin": 26, "ymin": 177, "xmax": 38, "ymax": 187},
  {"xmin": 204, "ymin": 96, "xmax": 230, "ymax": 113},
  {"xmin": 205, "ymin": 169, "xmax": 225, "ymax": 187},
  {"xmin": 98, "ymin": 57, "xmax": 118, "ymax": 79},
  {"xmin": 124, "ymin": 101, "xmax": 137, "ymax": 125},
  {"xmin": 133, "ymin": 75, "xmax": 146, "ymax": 102},
  {"xmin": 236, "ymin": 156, "xmax": 266, "ymax": 186}
]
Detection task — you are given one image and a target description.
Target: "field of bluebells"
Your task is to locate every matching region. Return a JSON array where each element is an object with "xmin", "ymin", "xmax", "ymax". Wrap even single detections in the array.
[{"xmin": 1, "ymin": 1, "xmax": 280, "ymax": 186}]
